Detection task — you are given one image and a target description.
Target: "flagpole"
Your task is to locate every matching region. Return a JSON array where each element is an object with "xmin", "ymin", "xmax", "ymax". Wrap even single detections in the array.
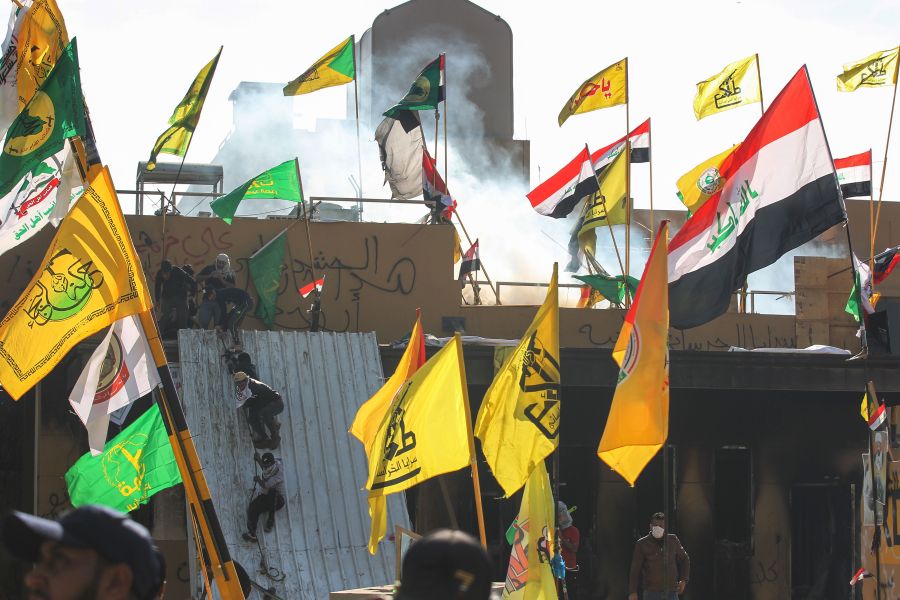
[
  {"xmin": 443, "ymin": 53, "xmax": 448, "ymax": 190},
  {"xmin": 455, "ymin": 333, "xmax": 487, "ymax": 548},
  {"xmin": 586, "ymin": 143, "xmax": 626, "ymax": 280},
  {"xmin": 624, "ymin": 58, "xmax": 631, "ymax": 308},
  {"xmin": 755, "ymin": 53, "xmax": 765, "ymax": 116},
  {"xmin": 870, "ymin": 148, "xmax": 876, "ymax": 277},
  {"xmin": 872, "ymin": 47, "xmax": 900, "ymax": 261},
  {"xmin": 296, "ymin": 158, "xmax": 323, "ymax": 331},
  {"xmin": 867, "ymin": 380, "xmax": 883, "ymax": 600},
  {"xmin": 648, "ymin": 118, "xmax": 654, "ymax": 238},
  {"xmin": 453, "ymin": 210, "xmax": 501, "ymax": 304},
  {"xmin": 352, "ymin": 35, "xmax": 364, "ymax": 219}
]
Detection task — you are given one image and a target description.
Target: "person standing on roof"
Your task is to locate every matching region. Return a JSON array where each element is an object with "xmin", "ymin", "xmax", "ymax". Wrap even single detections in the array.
[
  {"xmin": 154, "ymin": 260, "xmax": 196, "ymax": 338},
  {"xmin": 243, "ymin": 452, "xmax": 286, "ymax": 543},
  {"xmin": 234, "ymin": 371, "xmax": 284, "ymax": 448},
  {"xmin": 198, "ymin": 253, "xmax": 236, "ymax": 290}
]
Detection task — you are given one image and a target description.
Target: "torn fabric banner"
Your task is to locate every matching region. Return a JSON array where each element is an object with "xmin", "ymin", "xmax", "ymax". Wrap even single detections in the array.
[
  {"xmin": 526, "ymin": 147, "xmax": 598, "ymax": 218},
  {"xmin": 375, "ymin": 109, "xmax": 424, "ymax": 200}
]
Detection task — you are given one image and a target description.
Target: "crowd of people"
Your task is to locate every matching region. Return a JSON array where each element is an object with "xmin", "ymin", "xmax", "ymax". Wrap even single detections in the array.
[{"xmin": 154, "ymin": 253, "xmax": 253, "ymax": 346}]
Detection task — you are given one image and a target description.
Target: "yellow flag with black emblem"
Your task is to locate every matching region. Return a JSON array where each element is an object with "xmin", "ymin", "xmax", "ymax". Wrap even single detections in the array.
[
  {"xmin": 693, "ymin": 55, "xmax": 761, "ymax": 120},
  {"xmin": 598, "ymin": 222, "xmax": 669, "ymax": 486},
  {"xmin": 0, "ymin": 167, "xmax": 151, "ymax": 400},
  {"xmin": 558, "ymin": 58, "xmax": 627, "ymax": 126},
  {"xmin": 675, "ymin": 144, "xmax": 740, "ymax": 214},
  {"xmin": 837, "ymin": 47, "xmax": 899, "ymax": 92},
  {"xmin": 576, "ymin": 148, "xmax": 628, "ymax": 259},
  {"xmin": 475, "ymin": 264, "xmax": 559, "ymax": 497},
  {"xmin": 365, "ymin": 335, "xmax": 471, "ymax": 553}
]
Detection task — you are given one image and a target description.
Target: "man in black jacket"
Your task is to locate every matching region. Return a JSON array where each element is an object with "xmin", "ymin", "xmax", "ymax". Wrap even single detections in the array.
[
  {"xmin": 154, "ymin": 260, "xmax": 196, "ymax": 338},
  {"xmin": 234, "ymin": 371, "xmax": 284, "ymax": 448},
  {"xmin": 629, "ymin": 512, "xmax": 689, "ymax": 600}
]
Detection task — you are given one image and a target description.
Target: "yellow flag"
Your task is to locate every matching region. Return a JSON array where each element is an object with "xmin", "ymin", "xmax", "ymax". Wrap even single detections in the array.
[
  {"xmin": 147, "ymin": 47, "xmax": 222, "ymax": 170},
  {"xmin": 365, "ymin": 335, "xmax": 471, "ymax": 552},
  {"xmin": 558, "ymin": 58, "xmax": 627, "ymax": 126},
  {"xmin": 475, "ymin": 265, "xmax": 559, "ymax": 497},
  {"xmin": 837, "ymin": 47, "xmax": 899, "ymax": 92},
  {"xmin": 502, "ymin": 461, "xmax": 557, "ymax": 600},
  {"xmin": 599, "ymin": 222, "xmax": 669, "ymax": 486},
  {"xmin": 577, "ymin": 148, "xmax": 628, "ymax": 258},
  {"xmin": 0, "ymin": 167, "xmax": 151, "ymax": 400},
  {"xmin": 283, "ymin": 36, "xmax": 356, "ymax": 96},
  {"xmin": 676, "ymin": 144, "xmax": 740, "ymax": 214},
  {"xmin": 861, "ymin": 392, "xmax": 872, "ymax": 423},
  {"xmin": 693, "ymin": 55, "xmax": 761, "ymax": 120},
  {"xmin": 15, "ymin": 0, "xmax": 69, "ymax": 109}
]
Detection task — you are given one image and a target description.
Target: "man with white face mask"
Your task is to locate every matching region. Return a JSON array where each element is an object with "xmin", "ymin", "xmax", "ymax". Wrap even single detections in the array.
[{"xmin": 628, "ymin": 512, "xmax": 689, "ymax": 600}]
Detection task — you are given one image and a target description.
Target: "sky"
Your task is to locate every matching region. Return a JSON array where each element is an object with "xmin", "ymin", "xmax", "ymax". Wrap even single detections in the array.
[{"xmin": 57, "ymin": 0, "xmax": 900, "ymax": 304}]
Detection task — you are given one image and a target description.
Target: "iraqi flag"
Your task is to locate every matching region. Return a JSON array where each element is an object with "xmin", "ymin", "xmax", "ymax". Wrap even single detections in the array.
[
  {"xmin": 874, "ymin": 245, "xmax": 900, "ymax": 284},
  {"xmin": 668, "ymin": 66, "xmax": 845, "ymax": 329},
  {"xmin": 299, "ymin": 276, "xmax": 325, "ymax": 298},
  {"xmin": 458, "ymin": 239, "xmax": 481, "ymax": 286},
  {"xmin": 850, "ymin": 567, "xmax": 872, "ymax": 586},
  {"xmin": 68, "ymin": 314, "xmax": 162, "ymax": 455},
  {"xmin": 590, "ymin": 118, "xmax": 651, "ymax": 175},
  {"xmin": 834, "ymin": 151, "xmax": 872, "ymax": 198},
  {"xmin": 423, "ymin": 147, "xmax": 456, "ymax": 219},
  {"xmin": 526, "ymin": 147, "xmax": 598, "ymax": 218}
]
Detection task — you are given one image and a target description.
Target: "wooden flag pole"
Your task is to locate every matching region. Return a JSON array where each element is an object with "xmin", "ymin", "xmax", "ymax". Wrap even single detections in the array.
[
  {"xmin": 870, "ymin": 148, "xmax": 877, "ymax": 276},
  {"xmin": 755, "ymin": 53, "xmax": 766, "ymax": 116},
  {"xmin": 587, "ymin": 143, "xmax": 626, "ymax": 280},
  {"xmin": 872, "ymin": 47, "xmax": 900, "ymax": 256},
  {"xmin": 352, "ymin": 35, "xmax": 364, "ymax": 218},
  {"xmin": 456, "ymin": 333, "xmax": 488, "ymax": 548},
  {"xmin": 624, "ymin": 58, "xmax": 631, "ymax": 308},
  {"xmin": 866, "ymin": 380, "xmax": 884, "ymax": 600},
  {"xmin": 453, "ymin": 210, "xmax": 501, "ymax": 304},
  {"xmin": 296, "ymin": 158, "xmax": 323, "ymax": 331}
]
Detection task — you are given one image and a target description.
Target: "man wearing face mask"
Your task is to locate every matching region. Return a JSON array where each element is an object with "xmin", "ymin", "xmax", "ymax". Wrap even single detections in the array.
[{"xmin": 628, "ymin": 512, "xmax": 689, "ymax": 600}]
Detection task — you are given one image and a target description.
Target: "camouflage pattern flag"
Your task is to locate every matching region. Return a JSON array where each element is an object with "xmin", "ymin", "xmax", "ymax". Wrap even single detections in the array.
[{"xmin": 0, "ymin": 166, "xmax": 151, "ymax": 399}]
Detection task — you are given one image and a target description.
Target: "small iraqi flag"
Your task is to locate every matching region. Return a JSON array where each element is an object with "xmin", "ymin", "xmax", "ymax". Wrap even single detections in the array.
[
  {"xmin": 869, "ymin": 402, "xmax": 887, "ymax": 431},
  {"xmin": 849, "ymin": 567, "xmax": 872, "ymax": 586},
  {"xmin": 458, "ymin": 240, "xmax": 481, "ymax": 286},
  {"xmin": 834, "ymin": 151, "xmax": 872, "ymax": 199},
  {"xmin": 299, "ymin": 276, "xmax": 325, "ymax": 298}
]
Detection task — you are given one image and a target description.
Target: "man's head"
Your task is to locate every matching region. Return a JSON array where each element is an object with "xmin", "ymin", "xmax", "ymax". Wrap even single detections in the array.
[
  {"xmin": 233, "ymin": 371, "xmax": 249, "ymax": 390},
  {"xmin": 215, "ymin": 254, "xmax": 230, "ymax": 271},
  {"xmin": 159, "ymin": 261, "xmax": 172, "ymax": 281},
  {"xmin": 260, "ymin": 453, "xmax": 275, "ymax": 468},
  {"xmin": 556, "ymin": 501, "xmax": 572, "ymax": 528},
  {"xmin": 396, "ymin": 529, "xmax": 492, "ymax": 600},
  {"xmin": 1, "ymin": 505, "xmax": 165, "ymax": 600},
  {"xmin": 650, "ymin": 511, "xmax": 666, "ymax": 539}
]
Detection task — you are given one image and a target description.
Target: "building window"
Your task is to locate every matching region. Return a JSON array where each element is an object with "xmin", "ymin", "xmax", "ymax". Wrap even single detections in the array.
[{"xmin": 714, "ymin": 446, "xmax": 753, "ymax": 545}]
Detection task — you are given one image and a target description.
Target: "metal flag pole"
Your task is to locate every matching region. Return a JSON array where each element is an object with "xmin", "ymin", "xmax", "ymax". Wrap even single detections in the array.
[
  {"xmin": 624, "ymin": 58, "xmax": 631, "ymax": 308},
  {"xmin": 872, "ymin": 46, "xmax": 900, "ymax": 258},
  {"xmin": 453, "ymin": 210, "xmax": 501, "ymax": 304},
  {"xmin": 647, "ymin": 118, "xmax": 654, "ymax": 239},
  {"xmin": 352, "ymin": 34, "xmax": 364, "ymax": 219},
  {"xmin": 869, "ymin": 148, "xmax": 876, "ymax": 277},
  {"xmin": 755, "ymin": 52, "xmax": 766, "ymax": 117},
  {"xmin": 867, "ymin": 380, "xmax": 884, "ymax": 600},
  {"xmin": 586, "ymin": 143, "xmax": 626, "ymax": 280},
  {"xmin": 443, "ymin": 53, "xmax": 448, "ymax": 189},
  {"xmin": 456, "ymin": 333, "xmax": 487, "ymax": 548}
]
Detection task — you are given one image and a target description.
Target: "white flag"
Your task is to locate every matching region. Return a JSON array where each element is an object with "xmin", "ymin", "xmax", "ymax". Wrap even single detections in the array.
[
  {"xmin": 68, "ymin": 314, "xmax": 162, "ymax": 455},
  {"xmin": 0, "ymin": 145, "xmax": 83, "ymax": 256}
]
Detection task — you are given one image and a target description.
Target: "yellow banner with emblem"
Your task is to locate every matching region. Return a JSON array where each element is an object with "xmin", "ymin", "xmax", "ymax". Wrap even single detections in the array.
[
  {"xmin": 0, "ymin": 167, "xmax": 151, "ymax": 399},
  {"xmin": 837, "ymin": 47, "xmax": 899, "ymax": 92},
  {"xmin": 693, "ymin": 55, "xmax": 761, "ymax": 120},
  {"xmin": 558, "ymin": 58, "xmax": 627, "ymax": 126},
  {"xmin": 676, "ymin": 144, "xmax": 740, "ymax": 214},
  {"xmin": 475, "ymin": 264, "xmax": 559, "ymax": 497},
  {"xmin": 577, "ymin": 148, "xmax": 628, "ymax": 259},
  {"xmin": 365, "ymin": 334, "xmax": 471, "ymax": 552}
]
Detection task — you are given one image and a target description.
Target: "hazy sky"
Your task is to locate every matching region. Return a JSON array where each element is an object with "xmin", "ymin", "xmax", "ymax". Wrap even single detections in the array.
[{"xmin": 56, "ymin": 0, "xmax": 900, "ymax": 302}]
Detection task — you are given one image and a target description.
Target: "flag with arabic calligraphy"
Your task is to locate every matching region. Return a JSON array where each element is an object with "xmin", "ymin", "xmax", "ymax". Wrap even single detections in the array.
[
  {"xmin": 837, "ymin": 47, "xmax": 898, "ymax": 92},
  {"xmin": 65, "ymin": 404, "xmax": 182, "ymax": 513},
  {"xmin": 558, "ymin": 58, "xmax": 627, "ymax": 126},
  {"xmin": 693, "ymin": 55, "xmax": 761, "ymax": 120},
  {"xmin": 668, "ymin": 66, "xmax": 844, "ymax": 329},
  {"xmin": 210, "ymin": 159, "xmax": 302, "ymax": 223}
]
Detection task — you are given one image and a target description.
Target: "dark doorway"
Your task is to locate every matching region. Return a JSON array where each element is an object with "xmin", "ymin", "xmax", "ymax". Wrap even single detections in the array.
[
  {"xmin": 713, "ymin": 446, "xmax": 754, "ymax": 600},
  {"xmin": 790, "ymin": 483, "xmax": 853, "ymax": 600}
]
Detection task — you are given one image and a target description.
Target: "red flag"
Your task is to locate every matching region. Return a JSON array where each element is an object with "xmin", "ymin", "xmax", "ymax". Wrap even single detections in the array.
[{"xmin": 298, "ymin": 276, "xmax": 324, "ymax": 298}]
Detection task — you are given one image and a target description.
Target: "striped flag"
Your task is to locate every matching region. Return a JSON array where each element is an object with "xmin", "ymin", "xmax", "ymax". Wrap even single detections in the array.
[
  {"xmin": 860, "ymin": 392, "xmax": 886, "ymax": 431},
  {"xmin": 874, "ymin": 245, "xmax": 900, "ymax": 284},
  {"xmin": 834, "ymin": 151, "xmax": 872, "ymax": 198},
  {"xmin": 590, "ymin": 118, "xmax": 651, "ymax": 175},
  {"xmin": 526, "ymin": 147, "xmax": 598, "ymax": 218},
  {"xmin": 458, "ymin": 240, "xmax": 481, "ymax": 286},
  {"xmin": 849, "ymin": 567, "xmax": 872, "ymax": 586},
  {"xmin": 299, "ymin": 276, "xmax": 324, "ymax": 298},
  {"xmin": 668, "ymin": 66, "xmax": 845, "ymax": 329}
]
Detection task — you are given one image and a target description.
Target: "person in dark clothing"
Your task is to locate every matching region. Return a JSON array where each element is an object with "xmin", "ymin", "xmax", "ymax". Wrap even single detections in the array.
[
  {"xmin": 198, "ymin": 253, "xmax": 236, "ymax": 290},
  {"xmin": 154, "ymin": 260, "xmax": 196, "ymax": 338},
  {"xmin": 242, "ymin": 452, "xmax": 285, "ymax": 542},
  {"xmin": 557, "ymin": 501, "xmax": 581, "ymax": 599},
  {"xmin": 216, "ymin": 287, "xmax": 255, "ymax": 347},
  {"xmin": 629, "ymin": 512, "xmax": 689, "ymax": 600},
  {"xmin": 224, "ymin": 349, "xmax": 258, "ymax": 380},
  {"xmin": 197, "ymin": 287, "xmax": 223, "ymax": 330},
  {"xmin": 182, "ymin": 264, "xmax": 198, "ymax": 324},
  {"xmin": 234, "ymin": 371, "xmax": 283, "ymax": 447}
]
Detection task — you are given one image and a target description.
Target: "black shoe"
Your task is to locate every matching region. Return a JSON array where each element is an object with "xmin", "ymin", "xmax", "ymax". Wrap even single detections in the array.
[
  {"xmin": 264, "ymin": 519, "xmax": 274, "ymax": 533},
  {"xmin": 242, "ymin": 531, "xmax": 258, "ymax": 542}
]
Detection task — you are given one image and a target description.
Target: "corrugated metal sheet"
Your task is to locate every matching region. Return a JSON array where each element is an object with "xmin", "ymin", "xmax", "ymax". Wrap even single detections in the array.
[{"xmin": 177, "ymin": 330, "xmax": 410, "ymax": 599}]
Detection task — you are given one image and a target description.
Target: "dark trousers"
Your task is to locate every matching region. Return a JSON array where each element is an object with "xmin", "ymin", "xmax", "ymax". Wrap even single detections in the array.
[
  {"xmin": 225, "ymin": 298, "xmax": 254, "ymax": 344},
  {"xmin": 245, "ymin": 397, "xmax": 284, "ymax": 440},
  {"xmin": 159, "ymin": 297, "xmax": 188, "ymax": 338},
  {"xmin": 246, "ymin": 490, "xmax": 284, "ymax": 534}
]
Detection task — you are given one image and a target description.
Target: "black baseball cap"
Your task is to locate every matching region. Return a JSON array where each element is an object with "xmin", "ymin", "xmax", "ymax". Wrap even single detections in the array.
[
  {"xmin": 1, "ymin": 505, "xmax": 165, "ymax": 600},
  {"xmin": 396, "ymin": 529, "xmax": 492, "ymax": 600}
]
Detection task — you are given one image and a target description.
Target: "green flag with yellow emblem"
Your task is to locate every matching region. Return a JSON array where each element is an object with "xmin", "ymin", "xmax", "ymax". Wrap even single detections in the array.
[
  {"xmin": 283, "ymin": 36, "xmax": 355, "ymax": 96},
  {"xmin": 65, "ymin": 404, "xmax": 182, "ymax": 513},
  {"xmin": 210, "ymin": 159, "xmax": 302, "ymax": 224},
  {"xmin": 249, "ymin": 229, "xmax": 288, "ymax": 328}
]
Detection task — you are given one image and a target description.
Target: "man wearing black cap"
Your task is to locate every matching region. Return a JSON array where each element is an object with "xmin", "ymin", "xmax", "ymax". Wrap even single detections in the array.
[
  {"xmin": 243, "ymin": 451, "xmax": 285, "ymax": 543},
  {"xmin": 396, "ymin": 529, "xmax": 492, "ymax": 600},
  {"xmin": 234, "ymin": 371, "xmax": 284, "ymax": 448},
  {"xmin": 0, "ymin": 504, "xmax": 166, "ymax": 600}
]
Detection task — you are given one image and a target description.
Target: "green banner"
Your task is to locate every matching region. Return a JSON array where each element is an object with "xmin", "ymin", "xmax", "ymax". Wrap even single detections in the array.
[
  {"xmin": 250, "ymin": 229, "xmax": 288, "ymax": 327},
  {"xmin": 65, "ymin": 404, "xmax": 182, "ymax": 513},
  {"xmin": 573, "ymin": 274, "xmax": 640, "ymax": 307},
  {"xmin": 0, "ymin": 38, "xmax": 86, "ymax": 197},
  {"xmin": 383, "ymin": 56, "xmax": 443, "ymax": 117},
  {"xmin": 211, "ymin": 159, "xmax": 302, "ymax": 224}
]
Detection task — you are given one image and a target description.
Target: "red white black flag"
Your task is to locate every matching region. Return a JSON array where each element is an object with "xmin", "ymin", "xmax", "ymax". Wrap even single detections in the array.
[
  {"xmin": 668, "ymin": 66, "xmax": 845, "ymax": 329},
  {"xmin": 423, "ymin": 146, "xmax": 456, "ymax": 219},
  {"xmin": 874, "ymin": 245, "xmax": 900, "ymax": 284},
  {"xmin": 458, "ymin": 240, "xmax": 481, "ymax": 286},
  {"xmin": 834, "ymin": 151, "xmax": 872, "ymax": 198},
  {"xmin": 590, "ymin": 118, "xmax": 651, "ymax": 175},
  {"xmin": 299, "ymin": 276, "xmax": 325, "ymax": 298},
  {"xmin": 526, "ymin": 147, "xmax": 598, "ymax": 218}
]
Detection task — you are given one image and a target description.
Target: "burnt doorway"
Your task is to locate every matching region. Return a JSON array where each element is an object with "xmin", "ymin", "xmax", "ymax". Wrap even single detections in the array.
[{"xmin": 790, "ymin": 483, "xmax": 853, "ymax": 600}]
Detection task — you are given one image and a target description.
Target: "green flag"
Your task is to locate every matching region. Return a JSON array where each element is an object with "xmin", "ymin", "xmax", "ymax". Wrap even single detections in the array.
[
  {"xmin": 0, "ymin": 37, "xmax": 85, "ymax": 198},
  {"xmin": 146, "ymin": 47, "xmax": 221, "ymax": 171},
  {"xmin": 573, "ymin": 274, "xmax": 639, "ymax": 307},
  {"xmin": 383, "ymin": 55, "xmax": 444, "ymax": 117},
  {"xmin": 250, "ymin": 229, "xmax": 288, "ymax": 327},
  {"xmin": 211, "ymin": 159, "xmax": 302, "ymax": 224},
  {"xmin": 65, "ymin": 404, "xmax": 182, "ymax": 513},
  {"xmin": 283, "ymin": 36, "xmax": 356, "ymax": 96}
]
